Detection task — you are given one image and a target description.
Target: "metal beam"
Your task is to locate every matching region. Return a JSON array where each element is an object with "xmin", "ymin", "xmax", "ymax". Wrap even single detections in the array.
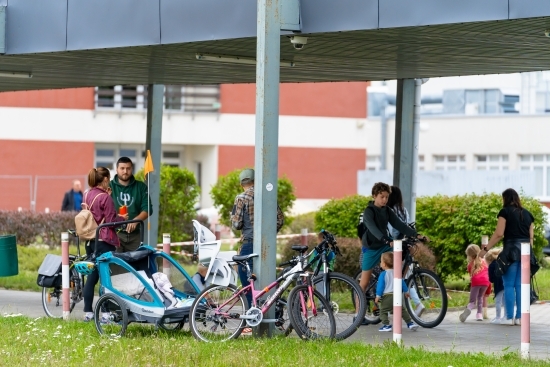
[
  {"xmin": 0, "ymin": 6, "xmax": 5, "ymax": 54},
  {"xmin": 253, "ymin": 0, "xmax": 281, "ymax": 337},
  {"xmin": 393, "ymin": 79, "xmax": 415, "ymax": 217},
  {"xmin": 145, "ymin": 84, "xmax": 163, "ymax": 246}
]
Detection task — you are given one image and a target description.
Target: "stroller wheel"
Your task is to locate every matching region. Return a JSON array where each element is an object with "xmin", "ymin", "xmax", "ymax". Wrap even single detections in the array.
[{"xmin": 94, "ymin": 293, "xmax": 128, "ymax": 337}]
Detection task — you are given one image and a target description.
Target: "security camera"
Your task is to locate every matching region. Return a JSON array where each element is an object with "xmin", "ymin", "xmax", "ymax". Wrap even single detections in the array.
[
  {"xmin": 290, "ymin": 36, "xmax": 308, "ymax": 50},
  {"xmin": 545, "ymin": 30, "xmax": 550, "ymax": 38}
]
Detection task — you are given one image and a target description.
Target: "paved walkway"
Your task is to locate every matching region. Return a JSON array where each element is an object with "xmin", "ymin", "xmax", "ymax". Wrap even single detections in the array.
[
  {"xmin": 347, "ymin": 302, "xmax": 550, "ymax": 360},
  {"xmin": 1, "ymin": 289, "xmax": 550, "ymax": 360}
]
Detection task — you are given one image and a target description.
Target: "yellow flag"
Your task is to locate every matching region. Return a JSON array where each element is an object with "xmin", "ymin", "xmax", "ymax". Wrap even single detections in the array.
[{"xmin": 144, "ymin": 150, "xmax": 154, "ymax": 176}]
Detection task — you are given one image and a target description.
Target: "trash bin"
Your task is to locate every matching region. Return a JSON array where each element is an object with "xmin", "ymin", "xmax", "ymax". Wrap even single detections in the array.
[{"xmin": 0, "ymin": 235, "xmax": 18, "ymax": 277}]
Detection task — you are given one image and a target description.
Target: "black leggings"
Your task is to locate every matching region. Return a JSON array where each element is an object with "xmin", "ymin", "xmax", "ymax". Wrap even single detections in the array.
[{"xmin": 83, "ymin": 241, "xmax": 116, "ymax": 312}]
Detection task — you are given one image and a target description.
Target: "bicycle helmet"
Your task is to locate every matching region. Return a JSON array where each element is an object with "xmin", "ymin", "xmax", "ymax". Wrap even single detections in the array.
[{"xmin": 74, "ymin": 261, "xmax": 95, "ymax": 275}]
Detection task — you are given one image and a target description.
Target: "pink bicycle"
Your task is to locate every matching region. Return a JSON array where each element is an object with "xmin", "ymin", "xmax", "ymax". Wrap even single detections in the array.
[{"xmin": 189, "ymin": 247, "xmax": 336, "ymax": 342}]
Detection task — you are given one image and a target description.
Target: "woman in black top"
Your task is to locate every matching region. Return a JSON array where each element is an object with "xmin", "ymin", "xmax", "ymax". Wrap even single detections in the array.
[{"xmin": 480, "ymin": 188, "xmax": 534, "ymax": 326}]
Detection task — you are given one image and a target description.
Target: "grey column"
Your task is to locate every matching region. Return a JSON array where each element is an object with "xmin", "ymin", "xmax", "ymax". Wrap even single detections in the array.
[
  {"xmin": 393, "ymin": 79, "xmax": 415, "ymax": 217},
  {"xmin": 253, "ymin": 0, "xmax": 280, "ymax": 337},
  {"xmin": 145, "ymin": 84, "xmax": 163, "ymax": 246}
]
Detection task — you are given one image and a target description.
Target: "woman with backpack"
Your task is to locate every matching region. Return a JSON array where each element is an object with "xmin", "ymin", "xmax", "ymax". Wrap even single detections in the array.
[
  {"xmin": 82, "ymin": 167, "xmax": 128, "ymax": 322},
  {"xmin": 479, "ymin": 188, "xmax": 534, "ymax": 326}
]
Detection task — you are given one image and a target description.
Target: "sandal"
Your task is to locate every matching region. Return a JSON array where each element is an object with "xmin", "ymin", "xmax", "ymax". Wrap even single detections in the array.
[{"xmin": 242, "ymin": 327, "xmax": 253, "ymax": 334}]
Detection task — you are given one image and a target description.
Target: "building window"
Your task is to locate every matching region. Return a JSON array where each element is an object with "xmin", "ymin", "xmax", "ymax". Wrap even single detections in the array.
[
  {"xmin": 95, "ymin": 85, "xmax": 220, "ymax": 114},
  {"xmin": 518, "ymin": 154, "xmax": 550, "ymax": 196},
  {"xmin": 367, "ymin": 155, "xmax": 381, "ymax": 171},
  {"xmin": 475, "ymin": 155, "xmax": 509, "ymax": 170},
  {"xmin": 418, "ymin": 155, "xmax": 425, "ymax": 171},
  {"xmin": 433, "ymin": 155, "xmax": 466, "ymax": 171}
]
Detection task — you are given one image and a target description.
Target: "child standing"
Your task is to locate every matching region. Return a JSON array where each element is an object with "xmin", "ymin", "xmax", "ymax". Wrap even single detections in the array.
[
  {"xmin": 375, "ymin": 252, "xmax": 419, "ymax": 332},
  {"xmin": 460, "ymin": 244, "xmax": 490, "ymax": 322},
  {"xmin": 485, "ymin": 248, "xmax": 505, "ymax": 324}
]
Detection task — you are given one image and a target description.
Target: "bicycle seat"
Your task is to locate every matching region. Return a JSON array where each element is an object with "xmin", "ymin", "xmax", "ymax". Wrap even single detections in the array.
[
  {"xmin": 232, "ymin": 253, "xmax": 259, "ymax": 262},
  {"xmin": 291, "ymin": 245, "xmax": 308, "ymax": 253}
]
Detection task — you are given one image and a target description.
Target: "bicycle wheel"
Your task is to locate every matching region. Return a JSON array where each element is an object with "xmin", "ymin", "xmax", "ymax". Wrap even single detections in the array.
[
  {"xmin": 42, "ymin": 268, "xmax": 79, "ymax": 318},
  {"xmin": 94, "ymin": 293, "xmax": 128, "ymax": 337},
  {"xmin": 189, "ymin": 284, "xmax": 247, "ymax": 342},
  {"xmin": 287, "ymin": 284, "xmax": 336, "ymax": 340},
  {"xmin": 405, "ymin": 268, "xmax": 447, "ymax": 328},
  {"xmin": 354, "ymin": 270, "xmax": 381, "ymax": 325},
  {"xmin": 313, "ymin": 272, "xmax": 366, "ymax": 340}
]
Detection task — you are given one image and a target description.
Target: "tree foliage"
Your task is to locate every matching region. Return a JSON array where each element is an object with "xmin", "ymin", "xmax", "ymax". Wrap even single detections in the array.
[
  {"xmin": 210, "ymin": 168, "xmax": 296, "ymax": 235},
  {"xmin": 136, "ymin": 165, "xmax": 201, "ymax": 243}
]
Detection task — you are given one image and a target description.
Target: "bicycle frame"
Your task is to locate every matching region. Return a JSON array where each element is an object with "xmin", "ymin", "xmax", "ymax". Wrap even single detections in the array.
[{"xmin": 214, "ymin": 256, "xmax": 312, "ymax": 323}]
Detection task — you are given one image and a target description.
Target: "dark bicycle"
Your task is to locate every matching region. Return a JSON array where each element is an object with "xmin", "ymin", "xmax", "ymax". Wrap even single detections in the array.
[
  {"xmin": 288, "ymin": 230, "xmax": 367, "ymax": 340},
  {"xmin": 354, "ymin": 228, "xmax": 447, "ymax": 328},
  {"xmin": 41, "ymin": 229, "xmax": 87, "ymax": 318}
]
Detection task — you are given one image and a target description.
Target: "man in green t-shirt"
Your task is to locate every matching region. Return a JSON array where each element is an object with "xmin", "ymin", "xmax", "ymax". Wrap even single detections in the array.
[{"xmin": 109, "ymin": 157, "xmax": 153, "ymax": 252}]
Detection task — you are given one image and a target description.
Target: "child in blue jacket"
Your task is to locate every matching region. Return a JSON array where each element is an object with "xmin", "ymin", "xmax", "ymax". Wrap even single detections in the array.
[{"xmin": 374, "ymin": 252, "xmax": 419, "ymax": 332}]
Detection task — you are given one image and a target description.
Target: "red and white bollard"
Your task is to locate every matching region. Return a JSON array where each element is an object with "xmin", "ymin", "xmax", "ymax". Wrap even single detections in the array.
[
  {"xmin": 521, "ymin": 242, "xmax": 531, "ymax": 359},
  {"xmin": 215, "ymin": 224, "xmax": 221, "ymax": 241},
  {"xmin": 301, "ymin": 228, "xmax": 308, "ymax": 246},
  {"xmin": 61, "ymin": 232, "xmax": 70, "ymax": 320},
  {"xmin": 393, "ymin": 240, "xmax": 403, "ymax": 343},
  {"xmin": 163, "ymin": 233, "xmax": 171, "ymax": 277}
]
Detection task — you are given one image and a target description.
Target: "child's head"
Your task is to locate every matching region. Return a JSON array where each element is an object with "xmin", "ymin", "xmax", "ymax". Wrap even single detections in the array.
[
  {"xmin": 380, "ymin": 252, "xmax": 394, "ymax": 270},
  {"xmin": 372, "ymin": 182, "xmax": 391, "ymax": 207},
  {"xmin": 465, "ymin": 244, "xmax": 483, "ymax": 275},
  {"xmin": 465, "ymin": 244, "xmax": 480, "ymax": 260},
  {"xmin": 484, "ymin": 248, "xmax": 502, "ymax": 265}
]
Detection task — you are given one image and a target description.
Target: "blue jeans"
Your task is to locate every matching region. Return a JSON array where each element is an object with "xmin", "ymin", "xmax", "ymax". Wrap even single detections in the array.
[
  {"xmin": 502, "ymin": 261, "xmax": 521, "ymax": 320},
  {"xmin": 238, "ymin": 243, "xmax": 253, "ymax": 307}
]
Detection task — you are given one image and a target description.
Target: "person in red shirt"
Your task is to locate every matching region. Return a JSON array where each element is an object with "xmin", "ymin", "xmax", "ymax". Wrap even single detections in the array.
[{"xmin": 459, "ymin": 244, "xmax": 490, "ymax": 322}]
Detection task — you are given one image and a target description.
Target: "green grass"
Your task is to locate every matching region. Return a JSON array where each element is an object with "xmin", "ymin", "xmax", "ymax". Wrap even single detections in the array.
[{"xmin": 0, "ymin": 315, "xmax": 547, "ymax": 367}]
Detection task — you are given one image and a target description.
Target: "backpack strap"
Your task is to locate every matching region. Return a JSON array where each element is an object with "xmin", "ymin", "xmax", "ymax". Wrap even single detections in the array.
[{"xmin": 83, "ymin": 191, "xmax": 107, "ymax": 226}]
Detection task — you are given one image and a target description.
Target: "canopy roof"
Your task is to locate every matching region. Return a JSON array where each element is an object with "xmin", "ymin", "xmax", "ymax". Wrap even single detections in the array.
[{"xmin": 0, "ymin": 1, "xmax": 549, "ymax": 91}]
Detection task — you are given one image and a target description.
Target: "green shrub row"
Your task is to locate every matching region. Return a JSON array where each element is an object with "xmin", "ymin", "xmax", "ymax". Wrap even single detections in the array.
[
  {"xmin": 0, "ymin": 210, "xmax": 76, "ymax": 247},
  {"xmin": 313, "ymin": 193, "xmax": 547, "ymax": 281}
]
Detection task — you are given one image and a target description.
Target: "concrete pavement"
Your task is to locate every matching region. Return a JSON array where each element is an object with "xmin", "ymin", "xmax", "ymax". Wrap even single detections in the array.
[
  {"xmin": 1, "ymin": 289, "xmax": 550, "ymax": 359},
  {"xmin": 346, "ymin": 302, "xmax": 550, "ymax": 360}
]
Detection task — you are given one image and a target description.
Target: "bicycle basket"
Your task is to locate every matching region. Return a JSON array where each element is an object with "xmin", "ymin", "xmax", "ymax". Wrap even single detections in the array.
[{"xmin": 74, "ymin": 261, "xmax": 95, "ymax": 275}]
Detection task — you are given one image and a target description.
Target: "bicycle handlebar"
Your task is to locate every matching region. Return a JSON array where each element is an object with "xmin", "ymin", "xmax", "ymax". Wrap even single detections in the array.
[{"xmin": 92, "ymin": 219, "xmax": 145, "ymax": 255}]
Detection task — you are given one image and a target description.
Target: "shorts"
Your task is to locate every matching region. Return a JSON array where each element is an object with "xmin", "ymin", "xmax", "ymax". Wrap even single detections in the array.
[{"xmin": 361, "ymin": 245, "xmax": 392, "ymax": 271}]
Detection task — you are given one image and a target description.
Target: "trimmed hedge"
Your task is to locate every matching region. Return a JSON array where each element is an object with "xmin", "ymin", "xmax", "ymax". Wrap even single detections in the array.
[
  {"xmin": 0, "ymin": 210, "xmax": 210, "ymax": 249},
  {"xmin": 315, "ymin": 193, "xmax": 547, "ymax": 281},
  {"xmin": 415, "ymin": 193, "xmax": 547, "ymax": 281},
  {"xmin": 314, "ymin": 195, "xmax": 371, "ymax": 238},
  {"xmin": 0, "ymin": 210, "xmax": 76, "ymax": 247}
]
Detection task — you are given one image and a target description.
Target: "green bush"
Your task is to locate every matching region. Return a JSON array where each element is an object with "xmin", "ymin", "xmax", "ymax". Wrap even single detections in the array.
[
  {"xmin": 314, "ymin": 195, "xmax": 371, "ymax": 238},
  {"xmin": 283, "ymin": 212, "xmax": 316, "ymax": 234},
  {"xmin": 136, "ymin": 165, "xmax": 201, "ymax": 243},
  {"xmin": 210, "ymin": 168, "xmax": 296, "ymax": 235},
  {"xmin": 416, "ymin": 193, "xmax": 547, "ymax": 281},
  {"xmin": 313, "ymin": 192, "xmax": 546, "ymax": 281}
]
